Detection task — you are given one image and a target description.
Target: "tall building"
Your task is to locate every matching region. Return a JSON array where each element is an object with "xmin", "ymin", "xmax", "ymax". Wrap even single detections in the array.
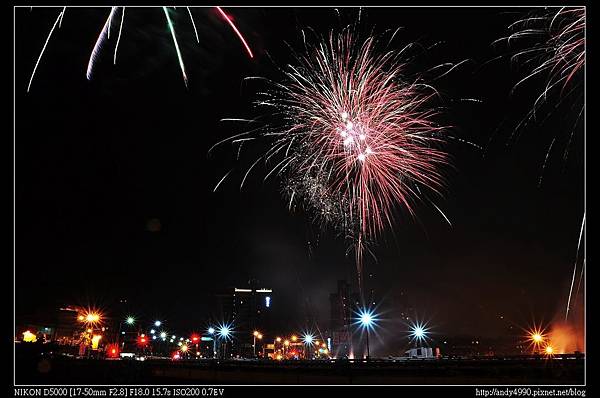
[
  {"xmin": 329, "ymin": 280, "xmax": 360, "ymax": 358},
  {"xmin": 215, "ymin": 279, "xmax": 273, "ymax": 357}
]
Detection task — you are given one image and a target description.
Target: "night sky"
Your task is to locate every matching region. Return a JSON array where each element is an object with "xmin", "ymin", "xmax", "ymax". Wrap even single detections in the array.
[{"xmin": 15, "ymin": 7, "xmax": 584, "ymax": 355}]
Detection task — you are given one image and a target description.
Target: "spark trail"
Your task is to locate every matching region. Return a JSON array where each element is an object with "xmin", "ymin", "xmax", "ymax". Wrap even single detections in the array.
[
  {"xmin": 163, "ymin": 6, "xmax": 188, "ymax": 88},
  {"xmin": 86, "ymin": 7, "xmax": 117, "ymax": 80},
  {"xmin": 27, "ymin": 7, "xmax": 65, "ymax": 92},
  {"xmin": 113, "ymin": 7, "xmax": 125, "ymax": 65},
  {"xmin": 565, "ymin": 212, "xmax": 585, "ymax": 321},
  {"xmin": 26, "ymin": 7, "xmax": 254, "ymax": 89},
  {"xmin": 216, "ymin": 7, "xmax": 254, "ymax": 58}
]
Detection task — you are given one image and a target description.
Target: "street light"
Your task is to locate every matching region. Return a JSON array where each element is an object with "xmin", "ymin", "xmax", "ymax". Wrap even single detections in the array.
[
  {"xmin": 355, "ymin": 307, "xmax": 378, "ymax": 360},
  {"xmin": 180, "ymin": 344, "xmax": 188, "ymax": 358},
  {"xmin": 154, "ymin": 320, "xmax": 162, "ymax": 327},
  {"xmin": 78, "ymin": 310, "xmax": 102, "ymax": 326},
  {"xmin": 208, "ymin": 327, "xmax": 216, "ymax": 358},
  {"xmin": 253, "ymin": 331, "xmax": 261, "ymax": 357},
  {"xmin": 86, "ymin": 313, "xmax": 100, "ymax": 323},
  {"xmin": 77, "ymin": 310, "xmax": 103, "ymax": 357},
  {"xmin": 117, "ymin": 315, "xmax": 136, "ymax": 349},
  {"xmin": 408, "ymin": 321, "xmax": 430, "ymax": 346},
  {"xmin": 302, "ymin": 333, "xmax": 314, "ymax": 359},
  {"xmin": 218, "ymin": 324, "xmax": 232, "ymax": 359},
  {"xmin": 302, "ymin": 333, "xmax": 314, "ymax": 344},
  {"xmin": 218, "ymin": 326, "xmax": 231, "ymax": 339}
]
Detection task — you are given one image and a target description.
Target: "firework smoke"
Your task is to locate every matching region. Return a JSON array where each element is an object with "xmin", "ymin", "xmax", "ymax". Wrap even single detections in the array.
[{"xmin": 214, "ymin": 29, "xmax": 449, "ymax": 294}]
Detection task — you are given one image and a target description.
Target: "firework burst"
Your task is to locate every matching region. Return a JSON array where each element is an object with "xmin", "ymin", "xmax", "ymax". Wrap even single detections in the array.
[
  {"xmin": 508, "ymin": 7, "xmax": 584, "ymax": 102},
  {"xmin": 214, "ymin": 29, "xmax": 450, "ymax": 294},
  {"xmin": 498, "ymin": 7, "xmax": 585, "ymax": 182}
]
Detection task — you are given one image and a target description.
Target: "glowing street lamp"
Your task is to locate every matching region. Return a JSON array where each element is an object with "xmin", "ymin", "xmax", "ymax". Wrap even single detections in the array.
[
  {"xmin": 527, "ymin": 327, "xmax": 547, "ymax": 354},
  {"xmin": 86, "ymin": 313, "xmax": 100, "ymax": 323},
  {"xmin": 253, "ymin": 331, "xmax": 261, "ymax": 357},
  {"xmin": 208, "ymin": 327, "xmax": 216, "ymax": 358},
  {"xmin": 302, "ymin": 333, "xmax": 315, "ymax": 359},
  {"xmin": 408, "ymin": 321, "xmax": 430, "ymax": 347},
  {"xmin": 154, "ymin": 320, "xmax": 162, "ymax": 327},
  {"xmin": 412, "ymin": 325, "xmax": 425, "ymax": 339},
  {"xmin": 355, "ymin": 307, "xmax": 378, "ymax": 360},
  {"xmin": 216, "ymin": 323, "xmax": 233, "ymax": 359},
  {"xmin": 78, "ymin": 310, "xmax": 102, "ymax": 325},
  {"xmin": 302, "ymin": 333, "xmax": 314, "ymax": 345},
  {"xmin": 125, "ymin": 316, "xmax": 135, "ymax": 326},
  {"xmin": 218, "ymin": 326, "xmax": 231, "ymax": 339}
]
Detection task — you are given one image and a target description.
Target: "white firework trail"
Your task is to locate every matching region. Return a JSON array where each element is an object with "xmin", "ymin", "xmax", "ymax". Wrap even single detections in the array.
[
  {"xmin": 213, "ymin": 169, "xmax": 234, "ymax": 193},
  {"xmin": 538, "ymin": 137, "xmax": 556, "ymax": 188},
  {"xmin": 27, "ymin": 7, "xmax": 65, "ymax": 93},
  {"xmin": 113, "ymin": 7, "xmax": 125, "ymax": 65},
  {"xmin": 162, "ymin": 6, "xmax": 188, "ymax": 88},
  {"xmin": 187, "ymin": 7, "xmax": 199, "ymax": 44},
  {"xmin": 86, "ymin": 7, "xmax": 117, "ymax": 80},
  {"xmin": 565, "ymin": 212, "xmax": 585, "ymax": 321}
]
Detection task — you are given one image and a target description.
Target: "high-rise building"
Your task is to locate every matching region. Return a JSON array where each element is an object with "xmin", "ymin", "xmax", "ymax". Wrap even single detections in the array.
[
  {"xmin": 329, "ymin": 280, "xmax": 360, "ymax": 358},
  {"xmin": 215, "ymin": 279, "xmax": 273, "ymax": 357}
]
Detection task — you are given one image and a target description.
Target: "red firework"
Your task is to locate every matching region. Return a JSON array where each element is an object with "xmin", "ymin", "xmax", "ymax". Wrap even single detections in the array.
[
  {"xmin": 508, "ymin": 7, "xmax": 585, "ymax": 105},
  {"xmin": 282, "ymin": 33, "xmax": 447, "ymax": 228},
  {"xmin": 213, "ymin": 29, "xmax": 450, "ymax": 293}
]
